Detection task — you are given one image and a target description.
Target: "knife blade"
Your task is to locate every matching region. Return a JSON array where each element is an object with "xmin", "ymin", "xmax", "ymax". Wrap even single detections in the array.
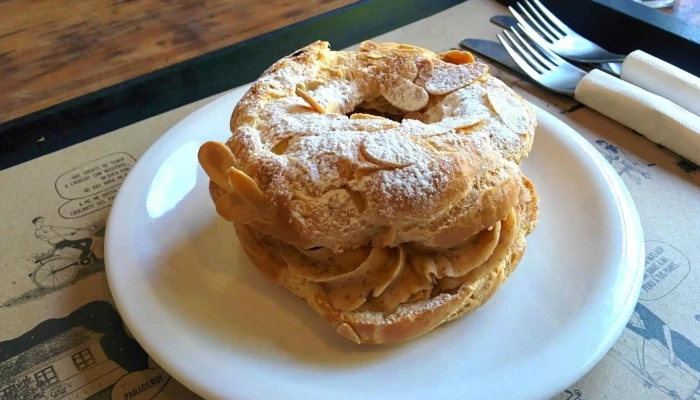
[
  {"xmin": 490, "ymin": 15, "xmax": 516, "ymax": 30},
  {"xmin": 489, "ymin": 15, "xmax": 622, "ymax": 76},
  {"xmin": 459, "ymin": 39, "xmax": 526, "ymax": 77}
]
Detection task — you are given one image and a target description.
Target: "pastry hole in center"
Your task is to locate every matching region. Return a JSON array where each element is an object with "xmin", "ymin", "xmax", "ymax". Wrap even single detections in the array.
[{"xmin": 347, "ymin": 107, "xmax": 405, "ymax": 123}]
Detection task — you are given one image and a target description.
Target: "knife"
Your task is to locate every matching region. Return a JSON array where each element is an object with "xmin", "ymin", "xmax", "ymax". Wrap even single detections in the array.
[
  {"xmin": 489, "ymin": 15, "xmax": 622, "ymax": 76},
  {"xmin": 459, "ymin": 39, "xmax": 526, "ymax": 77}
]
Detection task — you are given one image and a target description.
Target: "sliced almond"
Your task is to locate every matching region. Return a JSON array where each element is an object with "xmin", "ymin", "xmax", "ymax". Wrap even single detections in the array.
[
  {"xmin": 363, "ymin": 52, "xmax": 383, "ymax": 59},
  {"xmin": 380, "ymin": 57, "xmax": 417, "ymax": 80},
  {"xmin": 486, "ymin": 89, "xmax": 533, "ymax": 135},
  {"xmin": 359, "ymin": 40, "xmax": 379, "ymax": 51},
  {"xmin": 441, "ymin": 50, "xmax": 475, "ymax": 65},
  {"xmin": 360, "ymin": 41, "xmax": 428, "ymax": 53},
  {"xmin": 398, "ymin": 59, "xmax": 418, "ymax": 81},
  {"xmin": 198, "ymin": 141, "xmax": 236, "ymax": 190},
  {"xmin": 350, "ymin": 113, "xmax": 385, "ymax": 120},
  {"xmin": 215, "ymin": 191, "xmax": 257, "ymax": 223},
  {"xmin": 354, "ymin": 162, "xmax": 384, "ymax": 180},
  {"xmin": 227, "ymin": 167, "xmax": 276, "ymax": 217},
  {"xmin": 336, "ymin": 323, "xmax": 361, "ymax": 344},
  {"xmin": 360, "ymin": 131, "xmax": 425, "ymax": 168},
  {"xmin": 437, "ymin": 113, "xmax": 489, "ymax": 130},
  {"xmin": 380, "ymin": 76, "xmax": 429, "ymax": 112},
  {"xmin": 296, "ymin": 87, "xmax": 325, "ymax": 113},
  {"xmin": 422, "ymin": 62, "xmax": 488, "ymax": 95},
  {"xmin": 398, "ymin": 43, "xmax": 428, "ymax": 51},
  {"xmin": 413, "ymin": 58, "xmax": 434, "ymax": 88},
  {"xmin": 324, "ymin": 246, "xmax": 405, "ymax": 310},
  {"xmin": 394, "ymin": 118, "xmax": 451, "ymax": 138},
  {"xmin": 424, "ymin": 81, "xmax": 490, "ymax": 128}
]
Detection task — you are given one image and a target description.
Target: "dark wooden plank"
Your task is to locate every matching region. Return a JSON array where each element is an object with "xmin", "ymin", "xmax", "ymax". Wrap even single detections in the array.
[{"xmin": 0, "ymin": 0, "xmax": 359, "ymax": 123}]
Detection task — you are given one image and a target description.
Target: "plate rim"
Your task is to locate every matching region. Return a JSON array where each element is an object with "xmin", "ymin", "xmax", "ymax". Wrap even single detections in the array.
[{"xmin": 105, "ymin": 93, "xmax": 645, "ymax": 400}]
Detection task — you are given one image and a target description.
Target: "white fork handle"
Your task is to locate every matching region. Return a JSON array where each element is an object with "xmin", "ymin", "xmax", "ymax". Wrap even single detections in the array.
[{"xmin": 574, "ymin": 69, "xmax": 700, "ymax": 166}]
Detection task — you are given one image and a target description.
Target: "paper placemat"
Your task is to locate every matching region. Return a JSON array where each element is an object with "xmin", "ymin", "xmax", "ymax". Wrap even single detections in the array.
[{"xmin": 1, "ymin": 1, "xmax": 698, "ymax": 399}]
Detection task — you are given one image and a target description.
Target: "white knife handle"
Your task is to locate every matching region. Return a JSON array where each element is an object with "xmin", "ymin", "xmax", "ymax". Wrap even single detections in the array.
[
  {"xmin": 575, "ymin": 69, "xmax": 700, "ymax": 166},
  {"xmin": 621, "ymin": 50, "xmax": 700, "ymax": 117}
]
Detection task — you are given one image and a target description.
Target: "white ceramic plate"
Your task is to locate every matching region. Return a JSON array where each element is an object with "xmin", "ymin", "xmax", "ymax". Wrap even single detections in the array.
[{"xmin": 106, "ymin": 86, "xmax": 644, "ymax": 400}]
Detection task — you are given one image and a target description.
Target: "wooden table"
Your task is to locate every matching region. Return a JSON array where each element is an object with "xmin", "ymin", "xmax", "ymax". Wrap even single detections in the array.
[{"xmin": 0, "ymin": 0, "xmax": 359, "ymax": 124}]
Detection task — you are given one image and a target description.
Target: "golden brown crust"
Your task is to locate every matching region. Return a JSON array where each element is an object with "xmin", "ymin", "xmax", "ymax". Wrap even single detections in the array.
[
  {"xmin": 199, "ymin": 41, "xmax": 540, "ymax": 344},
  {"xmin": 209, "ymin": 40, "xmax": 537, "ymax": 251}
]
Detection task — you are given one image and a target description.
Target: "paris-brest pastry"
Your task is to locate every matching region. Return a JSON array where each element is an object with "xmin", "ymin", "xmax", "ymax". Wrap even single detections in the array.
[{"xmin": 198, "ymin": 41, "xmax": 539, "ymax": 344}]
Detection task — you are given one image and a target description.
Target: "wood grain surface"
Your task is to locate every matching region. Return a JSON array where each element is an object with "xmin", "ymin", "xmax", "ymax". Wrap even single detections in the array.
[{"xmin": 0, "ymin": 0, "xmax": 358, "ymax": 124}]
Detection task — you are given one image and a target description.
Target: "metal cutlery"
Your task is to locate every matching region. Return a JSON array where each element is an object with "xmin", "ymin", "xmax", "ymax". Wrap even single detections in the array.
[
  {"xmin": 497, "ymin": 25, "xmax": 700, "ymax": 166},
  {"xmin": 509, "ymin": 0, "xmax": 626, "ymax": 63},
  {"xmin": 489, "ymin": 15, "xmax": 621, "ymax": 76},
  {"xmin": 500, "ymin": 0, "xmax": 700, "ymax": 118},
  {"xmin": 498, "ymin": 27, "xmax": 585, "ymax": 95},
  {"xmin": 459, "ymin": 38, "xmax": 526, "ymax": 76}
]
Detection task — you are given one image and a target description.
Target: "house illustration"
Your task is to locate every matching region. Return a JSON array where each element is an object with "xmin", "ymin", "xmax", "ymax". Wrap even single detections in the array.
[
  {"xmin": 0, "ymin": 301, "xmax": 149, "ymax": 400},
  {"xmin": 0, "ymin": 327, "xmax": 129, "ymax": 400}
]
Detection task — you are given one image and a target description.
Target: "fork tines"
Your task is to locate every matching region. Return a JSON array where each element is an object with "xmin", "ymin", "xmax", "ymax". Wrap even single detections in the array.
[
  {"xmin": 507, "ymin": 0, "xmax": 625, "ymax": 63},
  {"xmin": 515, "ymin": 0, "xmax": 570, "ymax": 42},
  {"xmin": 498, "ymin": 26, "xmax": 563, "ymax": 76},
  {"xmin": 497, "ymin": 25, "xmax": 586, "ymax": 94}
]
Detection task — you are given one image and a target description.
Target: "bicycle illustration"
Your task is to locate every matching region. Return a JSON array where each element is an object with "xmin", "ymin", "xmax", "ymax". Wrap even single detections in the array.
[{"xmin": 29, "ymin": 217, "xmax": 105, "ymax": 289}]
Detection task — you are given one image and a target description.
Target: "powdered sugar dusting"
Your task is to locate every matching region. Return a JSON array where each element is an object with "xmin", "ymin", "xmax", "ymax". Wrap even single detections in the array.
[
  {"xmin": 361, "ymin": 131, "xmax": 426, "ymax": 168},
  {"xmin": 486, "ymin": 89, "xmax": 532, "ymax": 135},
  {"xmin": 308, "ymin": 79, "xmax": 363, "ymax": 113},
  {"xmin": 380, "ymin": 77, "xmax": 429, "ymax": 112},
  {"xmin": 422, "ymin": 62, "xmax": 488, "ymax": 95},
  {"xmin": 398, "ymin": 119, "xmax": 451, "ymax": 137},
  {"xmin": 228, "ymin": 41, "xmax": 535, "ymax": 245}
]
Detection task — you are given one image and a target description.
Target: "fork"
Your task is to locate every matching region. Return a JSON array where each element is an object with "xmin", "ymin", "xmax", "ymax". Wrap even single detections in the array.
[
  {"xmin": 509, "ymin": 0, "xmax": 626, "ymax": 63},
  {"xmin": 488, "ymin": 14, "xmax": 621, "ymax": 76},
  {"xmin": 497, "ymin": 25, "xmax": 700, "ymax": 166}
]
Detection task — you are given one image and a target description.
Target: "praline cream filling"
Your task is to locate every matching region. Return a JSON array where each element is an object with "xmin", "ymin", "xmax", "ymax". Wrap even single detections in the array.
[{"xmin": 275, "ymin": 206, "xmax": 519, "ymax": 313}]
